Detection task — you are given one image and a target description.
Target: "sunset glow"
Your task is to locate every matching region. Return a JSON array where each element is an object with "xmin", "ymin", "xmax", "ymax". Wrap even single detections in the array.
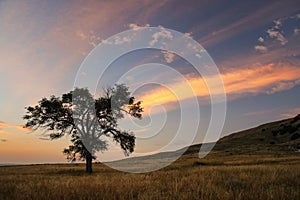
[
  {"xmin": 139, "ymin": 63, "xmax": 300, "ymax": 113},
  {"xmin": 0, "ymin": 0, "xmax": 299, "ymax": 164}
]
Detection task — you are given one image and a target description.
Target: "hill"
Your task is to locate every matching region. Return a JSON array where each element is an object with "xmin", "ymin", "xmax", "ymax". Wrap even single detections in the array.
[
  {"xmin": 107, "ymin": 114, "xmax": 300, "ymax": 171},
  {"xmin": 187, "ymin": 113, "xmax": 300, "ymax": 155},
  {"xmin": 1, "ymin": 114, "xmax": 299, "ymax": 199}
]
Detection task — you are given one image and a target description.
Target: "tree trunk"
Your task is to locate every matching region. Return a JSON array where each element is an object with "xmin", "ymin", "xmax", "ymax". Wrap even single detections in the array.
[{"xmin": 86, "ymin": 151, "xmax": 93, "ymax": 173}]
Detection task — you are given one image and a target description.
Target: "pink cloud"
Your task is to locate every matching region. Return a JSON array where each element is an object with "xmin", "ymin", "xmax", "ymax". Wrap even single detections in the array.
[
  {"xmin": 279, "ymin": 108, "xmax": 300, "ymax": 118},
  {"xmin": 0, "ymin": 121, "xmax": 31, "ymax": 132},
  {"xmin": 161, "ymin": 50, "xmax": 175, "ymax": 63},
  {"xmin": 266, "ymin": 29, "xmax": 288, "ymax": 45},
  {"xmin": 138, "ymin": 63, "xmax": 300, "ymax": 113},
  {"xmin": 255, "ymin": 45, "xmax": 268, "ymax": 53}
]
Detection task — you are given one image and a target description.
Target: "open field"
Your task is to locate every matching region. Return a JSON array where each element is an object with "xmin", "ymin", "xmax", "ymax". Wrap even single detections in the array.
[
  {"xmin": 1, "ymin": 115, "xmax": 299, "ymax": 199},
  {"xmin": 0, "ymin": 153, "xmax": 299, "ymax": 200}
]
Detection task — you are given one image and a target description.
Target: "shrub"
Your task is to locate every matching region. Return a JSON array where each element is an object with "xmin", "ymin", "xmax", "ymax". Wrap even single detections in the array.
[
  {"xmin": 292, "ymin": 114, "xmax": 300, "ymax": 123},
  {"xmin": 290, "ymin": 133, "xmax": 300, "ymax": 140},
  {"xmin": 287, "ymin": 126, "xmax": 298, "ymax": 134},
  {"xmin": 193, "ymin": 161, "xmax": 208, "ymax": 166},
  {"xmin": 279, "ymin": 130, "xmax": 286, "ymax": 135},
  {"xmin": 272, "ymin": 130, "xmax": 278, "ymax": 136}
]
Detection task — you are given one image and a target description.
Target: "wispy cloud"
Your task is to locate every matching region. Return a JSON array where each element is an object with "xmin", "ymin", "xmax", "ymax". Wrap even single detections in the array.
[
  {"xmin": 149, "ymin": 26, "xmax": 173, "ymax": 46},
  {"xmin": 193, "ymin": 1, "xmax": 299, "ymax": 48},
  {"xmin": 76, "ymin": 30, "xmax": 101, "ymax": 48},
  {"xmin": 219, "ymin": 40, "xmax": 300, "ymax": 73},
  {"xmin": 273, "ymin": 19, "xmax": 282, "ymax": 29},
  {"xmin": 290, "ymin": 13, "xmax": 300, "ymax": 19},
  {"xmin": 243, "ymin": 110, "xmax": 270, "ymax": 117},
  {"xmin": 0, "ymin": 121, "xmax": 31, "ymax": 132},
  {"xmin": 258, "ymin": 37, "xmax": 264, "ymax": 43},
  {"xmin": 279, "ymin": 108, "xmax": 300, "ymax": 118},
  {"xmin": 128, "ymin": 23, "xmax": 150, "ymax": 30},
  {"xmin": 294, "ymin": 28, "xmax": 300, "ymax": 35},
  {"xmin": 101, "ymin": 35, "xmax": 133, "ymax": 45},
  {"xmin": 266, "ymin": 29, "xmax": 288, "ymax": 45},
  {"xmin": 254, "ymin": 45, "xmax": 268, "ymax": 53},
  {"xmin": 0, "ymin": 0, "xmax": 171, "ymax": 120},
  {"xmin": 138, "ymin": 63, "xmax": 300, "ymax": 113},
  {"xmin": 220, "ymin": 64, "xmax": 300, "ymax": 95},
  {"xmin": 161, "ymin": 50, "xmax": 175, "ymax": 63},
  {"xmin": 258, "ymin": 12, "xmax": 300, "ymax": 48},
  {"xmin": 266, "ymin": 80, "xmax": 300, "ymax": 94}
]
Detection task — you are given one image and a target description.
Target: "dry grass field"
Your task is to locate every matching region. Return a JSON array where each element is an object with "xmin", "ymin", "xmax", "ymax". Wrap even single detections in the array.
[
  {"xmin": 0, "ymin": 153, "xmax": 299, "ymax": 200},
  {"xmin": 1, "ymin": 115, "xmax": 300, "ymax": 199}
]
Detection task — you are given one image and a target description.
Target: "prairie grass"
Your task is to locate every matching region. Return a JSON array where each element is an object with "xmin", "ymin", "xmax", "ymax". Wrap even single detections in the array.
[
  {"xmin": 2, "ymin": 114, "xmax": 299, "ymax": 199},
  {"xmin": 0, "ymin": 154, "xmax": 299, "ymax": 200}
]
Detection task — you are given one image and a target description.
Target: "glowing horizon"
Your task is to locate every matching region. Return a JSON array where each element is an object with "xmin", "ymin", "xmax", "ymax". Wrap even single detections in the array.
[{"xmin": 0, "ymin": 0, "xmax": 299, "ymax": 163}]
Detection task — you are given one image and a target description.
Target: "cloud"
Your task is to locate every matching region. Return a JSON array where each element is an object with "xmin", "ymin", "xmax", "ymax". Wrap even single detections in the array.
[
  {"xmin": 138, "ymin": 63, "xmax": 300, "ymax": 113},
  {"xmin": 266, "ymin": 79, "xmax": 300, "ymax": 94},
  {"xmin": 0, "ymin": 121, "xmax": 31, "ymax": 132},
  {"xmin": 101, "ymin": 35, "xmax": 133, "ymax": 45},
  {"xmin": 114, "ymin": 36, "xmax": 132, "ymax": 45},
  {"xmin": 76, "ymin": 30, "xmax": 101, "ymax": 48},
  {"xmin": 294, "ymin": 28, "xmax": 300, "ymax": 35},
  {"xmin": 273, "ymin": 19, "xmax": 282, "ymax": 29},
  {"xmin": 149, "ymin": 27, "xmax": 173, "ymax": 46},
  {"xmin": 267, "ymin": 29, "xmax": 288, "ymax": 45},
  {"xmin": 222, "ymin": 64, "xmax": 300, "ymax": 95},
  {"xmin": 255, "ymin": 45, "xmax": 268, "ymax": 53},
  {"xmin": 243, "ymin": 110, "xmax": 274, "ymax": 117},
  {"xmin": 290, "ymin": 13, "xmax": 300, "ymax": 19},
  {"xmin": 0, "ymin": 0, "xmax": 172, "ymax": 124},
  {"xmin": 184, "ymin": 32, "xmax": 192, "ymax": 37},
  {"xmin": 279, "ymin": 108, "xmax": 300, "ymax": 118},
  {"xmin": 128, "ymin": 23, "xmax": 150, "ymax": 30},
  {"xmin": 258, "ymin": 37, "xmax": 264, "ymax": 43},
  {"xmin": 263, "ymin": 16, "xmax": 295, "ymax": 46},
  {"xmin": 161, "ymin": 50, "xmax": 175, "ymax": 63},
  {"xmin": 252, "ymin": 13, "xmax": 299, "ymax": 60},
  {"xmin": 0, "ymin": 0, "xmax": 171, "ymax": 115},
  {"xmin": 0, "ymin": 121, "xmax": 10, "ymax": 129},
  {"xmin": 192, "ymin": 1, "xmax": 299, "ymax": 48},
  {"xmin": 219, "ymin": 41, "xmax": 300, "ymax": 73}
]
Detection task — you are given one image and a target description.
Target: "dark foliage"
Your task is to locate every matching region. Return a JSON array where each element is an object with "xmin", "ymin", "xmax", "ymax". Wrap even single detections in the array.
[
  {"xmin": 291, "ymin": 114, "xmax": 300, "ymax": 123},
  {"xmin": 290, "ymin": 133, "xmax": 300, "ymax": 141},
  {"xmin": 23, "ymin": 84, "xmax": 143, "ymax": 172}
]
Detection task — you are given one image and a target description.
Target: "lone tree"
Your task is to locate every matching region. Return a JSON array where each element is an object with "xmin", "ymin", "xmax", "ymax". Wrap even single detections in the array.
[{"xmin": 23, "ymin": 84, "xmax": 143, "ymax": 173}]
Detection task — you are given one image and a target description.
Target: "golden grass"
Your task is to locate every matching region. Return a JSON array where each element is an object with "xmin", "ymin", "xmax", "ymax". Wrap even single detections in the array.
[{"xmin": 1, "ymin": 154, "xmax": 299, "ymax": 200}]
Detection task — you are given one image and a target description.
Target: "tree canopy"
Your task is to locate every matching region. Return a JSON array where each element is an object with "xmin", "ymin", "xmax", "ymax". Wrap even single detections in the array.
[{"xmin": 23, "ymin": 84, "xmax": 143, "ymax": 173}]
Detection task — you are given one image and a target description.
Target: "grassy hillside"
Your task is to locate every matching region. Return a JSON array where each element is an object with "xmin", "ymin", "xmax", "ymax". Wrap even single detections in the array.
[
  {"xmin": 109, "ymin": 114, "xmax": 300, "ymax": 171},
  {"xmin": 0, "ymin": 114, "xmax": 299, "ymax": 199},
  {"xmin": 186, "ymin": 114, "xmax": 300, "ymax": 156},
  {"xmin": 214, "ymin": 114, "xmax": 300, "ymax": 153}
]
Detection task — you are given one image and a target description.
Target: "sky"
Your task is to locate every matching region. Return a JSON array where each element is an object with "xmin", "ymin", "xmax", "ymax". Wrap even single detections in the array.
[{"xmin": 0, "ymin": 0, "xmax": 300, "ymax": 164}]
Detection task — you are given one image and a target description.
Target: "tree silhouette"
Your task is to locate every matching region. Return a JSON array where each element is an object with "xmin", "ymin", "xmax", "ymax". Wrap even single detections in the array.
[{"xmin": 23, "ymin": 84, "xmax": 143, "ymax": 173}]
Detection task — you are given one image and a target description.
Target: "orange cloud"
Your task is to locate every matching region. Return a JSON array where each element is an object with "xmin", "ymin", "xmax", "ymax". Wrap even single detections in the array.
[
  {"xmin": 138, "ymin": 64, "xmax": 300, "ymax": 113},
  {"xmin": 279, "ymin": 108, "xmax": 300, "ymax": 118},
  {"xmin": 222, "ymin": 64, "xmax": 300, "ymax": 94},
  {"xmin": 0, "ymin": 121, "xmax": 31, "ymax": 132}
]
